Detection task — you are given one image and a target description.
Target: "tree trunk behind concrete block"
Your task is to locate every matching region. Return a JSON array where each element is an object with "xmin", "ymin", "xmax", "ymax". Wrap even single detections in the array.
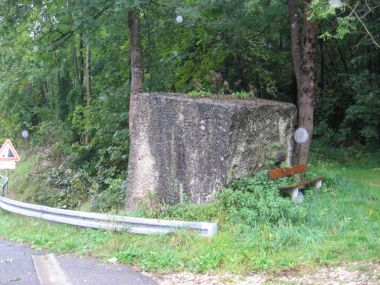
[
  {"xmin": 125, "ymin": 93, "xmax": 297, "ymax": 210},
  {"xmin": 128, "ymin": 10, "xmax": 144, "ymax": 136},
  {"xmin": 288, "ymin": 0, "xmax": 318, "ymax": 165}
]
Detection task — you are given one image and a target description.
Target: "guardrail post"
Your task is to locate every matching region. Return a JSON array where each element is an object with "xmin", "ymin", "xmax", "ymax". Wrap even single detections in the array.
[
  {"xmin": 5, "ymin": 170, "xmax": 8, "ymax": 196},
  {"xmin": 0, "ymin": 175, "xmax": 9, "ymax": 197}
]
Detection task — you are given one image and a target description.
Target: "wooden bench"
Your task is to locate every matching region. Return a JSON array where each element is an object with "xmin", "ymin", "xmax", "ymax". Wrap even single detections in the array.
[{"xmin": 269, "ymin": 164, "xmax": 323, "ymax": 202}]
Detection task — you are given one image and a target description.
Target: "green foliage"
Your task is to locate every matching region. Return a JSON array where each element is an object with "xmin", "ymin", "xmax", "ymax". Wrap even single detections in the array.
[
  {"xmin": 188, "ymin": 90, "xmax": 212, "ymax": 98},
  {"xmin": 309, "ymin": 0, "xmax": 357, "ymax": 40},
  {"xmin": 187, "ymin": 249, "xmax": 224, "ymax": 273},
  {"xmin": 158, "ymin": 202, "xmax": 223, "ymax": 222},
  {"xmin": 141, "ymin": 171, "xmax": 305, "ymax": 228},
  {"xmin": 89, "ymin": 178, "xmax": 126, "ymax": 212},
  {"xmin": 335, "ymin": 16, "xmax": 357, "ymax": 39},
  {"xmin": 34, "ymin": 166, "xmax": 88, "ymax": 209},
  {"xmin": 309, "ymin": 0, "xmax": 338, "ymax": 20},
  {"xmin": 0, "ymin": 0, "xmax": 378, "ymax": 274},
  {"xmin": 1, "ymin": 153, "xmax": 380, "ymax": 273},
  {"xmin": 308, "ymin": 0, "xmax": 380, "ymax": 145},
  {"xmin": 28, "ymin": 86, "xmax": 130, "ymax": 212},
  {"xmin": 143, "ymin": 0, "xmax": 284, "ymax": 98},
  {"xmin": 231, "ymin": 91, "xmax": 253, "ymax": 99},
  {"xmin": 219, "ymin": 172, "xmax": 305, "ymax": 227},
  {"xmin": 344, "ymin": 71, "xmax": 380, "ymax": 144},
  {"xmin": 0, "ymin": 0, "xmax": 379, "ymax": 215}
]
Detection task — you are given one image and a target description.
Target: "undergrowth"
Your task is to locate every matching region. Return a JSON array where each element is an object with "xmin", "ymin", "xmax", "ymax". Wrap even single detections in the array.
[
  {"xmin": 135, "ymin": 171, "xmax": 307, "ymax": 228},
  {"xmin": 2, "ymin": 147, "xmax": 379, "ymax": 273}
]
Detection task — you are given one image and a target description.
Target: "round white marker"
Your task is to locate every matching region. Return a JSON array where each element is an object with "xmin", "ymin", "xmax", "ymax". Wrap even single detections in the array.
[
  {"xmin": 21, "ymin": 130, "xmax": 29, "ymax": 139},
  {"xmin": 175, "ymin": 15, "xmax": 183, "ymax": 23},
  {"xmin": 294, "ymin": 128, "xmax": 309, "ymax": 144}
]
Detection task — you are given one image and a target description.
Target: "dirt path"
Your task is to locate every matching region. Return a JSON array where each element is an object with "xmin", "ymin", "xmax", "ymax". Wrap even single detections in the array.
[{"xmin": 148, "ymin": 260, "xmax": 380, "ymax": 285}]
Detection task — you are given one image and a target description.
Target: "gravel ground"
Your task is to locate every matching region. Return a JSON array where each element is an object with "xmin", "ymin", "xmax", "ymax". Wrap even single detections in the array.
[{"xmin": 148, "ymin": 261, "xmax": 380, "ymax": 285}]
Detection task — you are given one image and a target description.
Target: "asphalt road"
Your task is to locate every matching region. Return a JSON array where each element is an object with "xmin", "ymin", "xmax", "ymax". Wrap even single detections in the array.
[{"xmin": 0, "ymin": 238, "xmax": 157, "ymax": 285}]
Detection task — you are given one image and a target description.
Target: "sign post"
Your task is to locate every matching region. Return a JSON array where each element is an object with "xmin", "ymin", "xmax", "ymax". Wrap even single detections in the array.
[{"xmin": 0, "ymin": 139, "xmax": 20, "ymax": 196}]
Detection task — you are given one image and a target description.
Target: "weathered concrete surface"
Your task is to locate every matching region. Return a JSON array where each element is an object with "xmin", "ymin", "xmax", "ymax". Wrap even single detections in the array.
[{"xmin": 126, "ymin": 93, "xmax": 296, "ymax": 209}]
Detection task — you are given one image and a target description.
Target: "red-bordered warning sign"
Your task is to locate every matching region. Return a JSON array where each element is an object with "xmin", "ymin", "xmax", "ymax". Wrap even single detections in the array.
[{"xmin": 0, "ymin": 139, "xmax": 20, "ymax": 161}]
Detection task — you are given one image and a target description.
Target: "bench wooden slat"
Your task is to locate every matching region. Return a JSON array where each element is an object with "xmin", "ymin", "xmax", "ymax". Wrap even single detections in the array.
[
  {"xmin": 279, "ymin": 176, "xmax": 324, "ymax": 191},
  {"xmin": 268, "ymin": 164, "xmax": 306, "ymax": 179}
]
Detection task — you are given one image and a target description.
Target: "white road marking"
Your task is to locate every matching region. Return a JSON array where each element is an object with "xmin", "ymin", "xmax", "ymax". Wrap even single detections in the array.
[{"xmin": 32, "ymin": 254, "xmax": 73, "ymax": 285}]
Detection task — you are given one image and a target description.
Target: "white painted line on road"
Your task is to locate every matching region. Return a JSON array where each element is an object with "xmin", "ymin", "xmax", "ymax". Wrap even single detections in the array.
[{"xmin": 32, "ymin": 254, "xmax": 73, "ymax": 285}]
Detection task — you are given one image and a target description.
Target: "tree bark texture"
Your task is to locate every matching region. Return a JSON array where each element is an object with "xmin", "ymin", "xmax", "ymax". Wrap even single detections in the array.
[
  {"xmin": 288, "ymin": 0, "xmax": 318, "ymax": 165},
  {"xmin": 39, "ymin": 80, "xmax": 47, "ymax": 107},
  {"xmin": 67, "ymin": 0, "xmax": 80, "ymax": 87},
  {"xmin": 72, "ymin": 37, "xmax": 80, "ymax": 86},
  {"xmin": 84, "ymin": 39, "xmax": 92, "ymax": 145},
  {"xmin": 79, "ymin": 33, "xmax": 84, "ymax": 87},
  {"xmin": 128, "ymin": 10, "xmax": 144, "ymax": 135},
  {"xmin": 85, "ymin": 40, "xmax": 92, "ymax": 106}
]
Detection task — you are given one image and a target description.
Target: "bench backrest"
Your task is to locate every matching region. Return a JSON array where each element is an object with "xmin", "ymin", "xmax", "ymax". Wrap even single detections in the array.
[{"xmin": 269, "ymin": 164, "xmax": 306, "ymax": 179}]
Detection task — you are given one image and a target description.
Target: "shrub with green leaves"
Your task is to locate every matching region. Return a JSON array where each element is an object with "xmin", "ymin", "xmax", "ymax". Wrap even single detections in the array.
[
  {"xmin": 218, "ymin": 171, "xmax": 306, "ymax": 227},
  {"xmin": 231, "ymin": 91, "xmax": 253, "ymax": 99},
  {"xmin": 29, "ymin": 86, "xmax": 130, "ymax": 212},
  {"xmin": 89, "ymin": 178, "xmax": 126, "ymax": 212},
  {"xmin": 188, "ymin": 90, "xmax": 212, "ymax": 98},
  {"xmin": 33, "ymin": 165, "xmax": 88, "ymax": 209},
  {"xmin": 152, "ymin": 171, "xmax": 305, "ymax": 228}
]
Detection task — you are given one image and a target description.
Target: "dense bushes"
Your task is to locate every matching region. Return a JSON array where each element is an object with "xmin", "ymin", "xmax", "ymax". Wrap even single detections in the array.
[
  {"xmin": 145, "ymin": 171, "xmax": 306, "ymax": 228},
  {"xmin": 29, "ymin": 87, "xmax": 129, "ymax": 212},
  {"xmin": 219, "ymin": 172, "xmax": 306, "ymax": 226},
  {"xmin": 39, "ymin": 165, "xmax": 305, "ymax": 228}
]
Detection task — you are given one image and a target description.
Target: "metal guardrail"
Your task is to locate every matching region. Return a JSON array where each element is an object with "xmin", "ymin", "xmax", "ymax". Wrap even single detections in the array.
[
  {"xmin": 0, "ymin": 175, "xmax": 8, "ymax": 197},
  {"xmin": 0, "ymin": 196, "xmax": 217, "ymax": 237}
]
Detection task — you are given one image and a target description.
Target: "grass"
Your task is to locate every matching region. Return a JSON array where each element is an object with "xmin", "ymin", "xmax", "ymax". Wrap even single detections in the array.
[
  {"xmin": 7, "ymin": 151, "xmax": 40, "ymax": 201},
  {"xmin": 0, "ymin": 148, "xmax": 379, "ymax": 273}
]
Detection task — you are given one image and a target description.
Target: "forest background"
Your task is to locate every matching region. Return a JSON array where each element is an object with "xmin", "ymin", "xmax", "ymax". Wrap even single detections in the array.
[{"xmin": 0, "ymin": 0, "xmax": 379, "ymax": 212}]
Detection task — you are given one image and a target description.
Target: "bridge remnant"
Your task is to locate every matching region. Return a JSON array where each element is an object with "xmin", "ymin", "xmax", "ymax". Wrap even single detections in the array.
[{"xmin": 126, "ymin": 93, "xmax": 296, "ymax": 210}]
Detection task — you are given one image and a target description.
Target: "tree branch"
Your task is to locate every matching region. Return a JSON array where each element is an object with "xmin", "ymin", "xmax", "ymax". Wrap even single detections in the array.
[
  {"xmin": 347, "ymin": 3, "xmax": 380, "ymax": 49},
  {"xmin": 361, "ymin": 4, "xmax": 380, "ymax": 18},
  {"xmin": 288, "ymin": 0, "xmax": 302, "ymax": 84},
  {"xmin": 348, "ymin": 1, "xmax": 360, "ymax": 17}
]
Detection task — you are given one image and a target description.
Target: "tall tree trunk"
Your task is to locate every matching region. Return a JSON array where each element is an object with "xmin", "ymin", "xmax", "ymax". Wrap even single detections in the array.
[
  {"xmin": 128, "ymin": 10, "xmax": 144, "ymax": 135},
  {"xmin": 125, "ymin": 10, "xmax": 144, "ymax": 210},
  {"xmin": 79, "ymin": 33, "xmax": 84, "ymax": 87},
  {"xmin": 319, "ymin": 41, "xmax": 324, "ymax": 94},
  {"xmin": 84, "ymin": 38, "xmax": 92, "ymax": 145},
  {"xmin": 72, "ymin": 38, "xmax": 80, "ymax": 86},
  {"xmin": 55, "ymin": 53, "xmax": 71, "ymax": 121},
  {"xmin": 85, "ymin": 40, "xmax": 92, "ymax": 105},
  {"xmin": 288, "ymin": 0, "xmax": 318, "ymax": 165},
  {"xmin": 39, "ymin": 80, "xmax": 48, "ymax": 107},
  {"xmin": 67, "ymin": 0, "xmax": 80, "ymax": 86}
]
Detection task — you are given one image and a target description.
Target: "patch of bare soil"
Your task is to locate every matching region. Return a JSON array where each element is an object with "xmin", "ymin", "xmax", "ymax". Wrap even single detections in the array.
[{"xmin": 147, "ymin": 261, "xmax": 380, "ymax": 285}]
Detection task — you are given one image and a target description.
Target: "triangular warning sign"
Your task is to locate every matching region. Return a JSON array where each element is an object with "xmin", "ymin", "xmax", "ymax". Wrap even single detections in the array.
[{"xmin": 0, "ymin": 139, "xmax": 20, "ymax": 161}]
